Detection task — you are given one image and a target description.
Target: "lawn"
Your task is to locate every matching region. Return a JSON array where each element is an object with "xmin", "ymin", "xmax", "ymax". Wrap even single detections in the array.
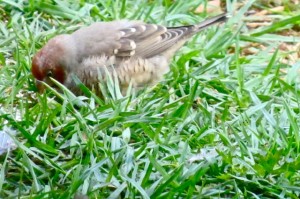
[{"xmin": 1, "ymin": 0, "xmax": 300, "ymax": 198}]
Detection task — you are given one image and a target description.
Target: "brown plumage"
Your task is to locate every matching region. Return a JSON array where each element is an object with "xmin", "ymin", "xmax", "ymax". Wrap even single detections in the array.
[{"xmin": 32, "ymin": 13, "xmax": 227, "ymax": 95}]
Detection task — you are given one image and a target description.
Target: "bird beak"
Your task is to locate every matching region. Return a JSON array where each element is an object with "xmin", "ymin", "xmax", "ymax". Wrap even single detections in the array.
[{"xmin": 35, "ymin": 80, "xmax": 46, "ymax": 93}]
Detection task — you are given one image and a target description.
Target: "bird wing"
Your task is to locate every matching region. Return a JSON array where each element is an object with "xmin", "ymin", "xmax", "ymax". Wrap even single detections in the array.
[
  {"xmin": 72, "ymin": 13, "xmax": 226, "ymax": 60},
  {"xmin": 117, "ymin": 12, "xmax": 227, "ymax": 58},
  {"xmin": 120, "ymin": 24, "xmax": 194, "ymax": 58},
  {"xmin": 72, "ymin": 20, "xmax": 193, "ymax": 59}
]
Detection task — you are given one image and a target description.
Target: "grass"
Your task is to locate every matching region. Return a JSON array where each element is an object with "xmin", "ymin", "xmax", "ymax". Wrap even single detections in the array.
[{"xmin": 1, "ymin": 0, "xmax": 300, "ymax": 198}]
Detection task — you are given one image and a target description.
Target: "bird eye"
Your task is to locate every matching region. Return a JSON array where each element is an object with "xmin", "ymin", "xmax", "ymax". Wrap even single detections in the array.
[{"xmin": 47, "ymin": 70, "xmax": 53, "ymax": 77}]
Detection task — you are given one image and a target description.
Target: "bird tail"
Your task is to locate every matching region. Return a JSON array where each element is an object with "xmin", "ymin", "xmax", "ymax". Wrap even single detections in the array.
[{"xmin": 195, "ymin": 13, "xmax": 228, "ymax": 31}]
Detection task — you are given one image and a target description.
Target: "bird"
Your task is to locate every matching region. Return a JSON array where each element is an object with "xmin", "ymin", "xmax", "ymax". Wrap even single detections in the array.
[{"xmin": 31, "ymin": 13, "xmax": 227, "ymax": 96}]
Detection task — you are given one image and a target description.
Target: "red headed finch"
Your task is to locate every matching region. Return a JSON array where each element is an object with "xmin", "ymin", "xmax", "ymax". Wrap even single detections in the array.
[{"xmin": 32, "ymin": 13, "xmax": 227, "ymax": 96}]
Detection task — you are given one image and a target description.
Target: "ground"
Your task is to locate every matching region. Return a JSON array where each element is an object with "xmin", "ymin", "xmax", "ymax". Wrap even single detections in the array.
[{"xmin": 0, "ymin": 0, "xmax": 300, "ymax": 198}]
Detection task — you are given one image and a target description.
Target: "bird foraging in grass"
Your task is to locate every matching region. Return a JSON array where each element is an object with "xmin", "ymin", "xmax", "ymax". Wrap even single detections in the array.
[{"xmin": 31, "ymin": 13, "xmax": 228, "ymax": 96}]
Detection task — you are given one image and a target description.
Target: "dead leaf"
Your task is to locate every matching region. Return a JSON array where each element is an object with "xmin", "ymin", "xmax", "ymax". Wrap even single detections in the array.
[
  {"xmin": 254, "ymin": 6, "xmax": 284, "ymax": 16},
  {"xmin": 195, "ymin": 0, "xmax": 222, "ymax": 14}
]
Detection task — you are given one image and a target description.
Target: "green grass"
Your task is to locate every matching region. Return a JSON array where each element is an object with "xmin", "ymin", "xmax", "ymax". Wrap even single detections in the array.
[{"xmin": 1, "ymin": 0, "xmax": 300, "ymax": 198}]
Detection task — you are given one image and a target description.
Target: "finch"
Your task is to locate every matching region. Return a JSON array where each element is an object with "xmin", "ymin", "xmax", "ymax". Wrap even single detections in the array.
[{"xmin": 31, "ymin": 13, "xmax": 227, "ymax": 96}]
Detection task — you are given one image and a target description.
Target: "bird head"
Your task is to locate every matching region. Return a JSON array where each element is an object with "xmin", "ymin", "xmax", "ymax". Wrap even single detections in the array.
[{"xmin": 31, "ymin": 35, "xmax": 75, "ymax": 92}]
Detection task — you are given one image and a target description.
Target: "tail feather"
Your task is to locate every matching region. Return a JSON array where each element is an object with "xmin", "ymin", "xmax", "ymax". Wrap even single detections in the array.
[
  {"xmin": 167, "ymin": 12, "xmax": 228, "ymax": 35},
  {"xmin": 140, "ymin": 13, "xmax": 228, "ymax": 58},
  {"xmin": 196, "ymin": 13, "xmax": 228, "ymax": 31}
]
